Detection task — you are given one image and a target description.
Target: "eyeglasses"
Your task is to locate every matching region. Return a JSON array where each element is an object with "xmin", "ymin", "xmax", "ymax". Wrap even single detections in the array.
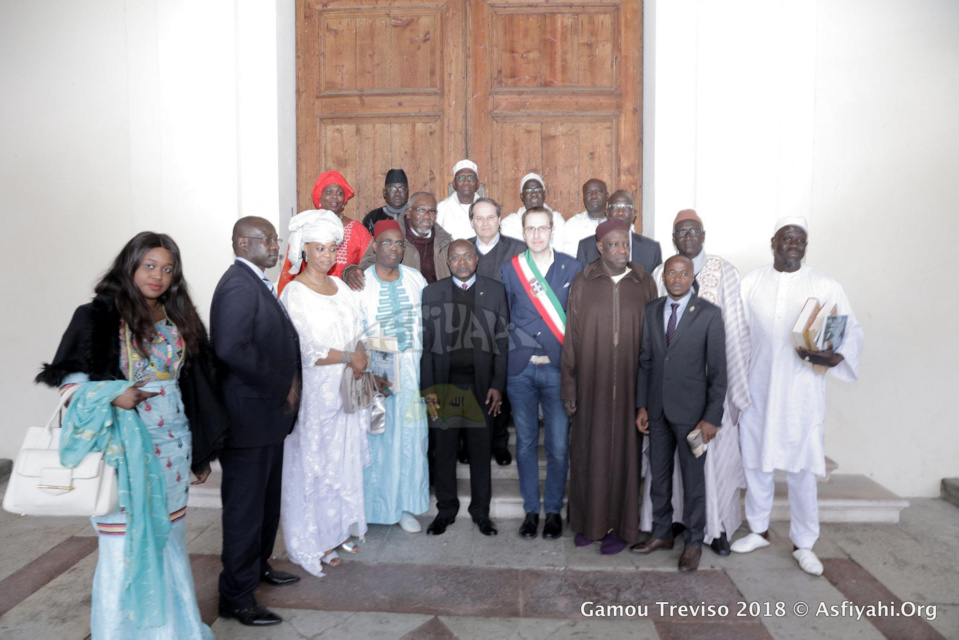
[
  {"xmin": 673, "ymin": 228, "xmax": 703, "ymax": 239},
  {"xmin": 377, "ymin": 239, "xmax": 406, "ymax": 249},
  {"xmin": 522, "ymin": 186, "xmax": 545, "ymax": 195},
  {"xmin": 385, "ymin": 185, "xmax": 408, "ymax": 193},
  {"xmin": 454, "ymin": 174, "xmax": 478, "ymax": 182},
  {"xmin": 411, "ymin": 207, "xmax": 437, "ymax": 216},
  {"xmin": 608, "ymin": 204, "xmax": 634, "ymax": 212},
  {"xmin": 524, "ymin": 226, "xmax": 551, "ymax": 235},
  {"xmin": 241, "ymin": 235, "xmax": 283, "ymax": 246}
]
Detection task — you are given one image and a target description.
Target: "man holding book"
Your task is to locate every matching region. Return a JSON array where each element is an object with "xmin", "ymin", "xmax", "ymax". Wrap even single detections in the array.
[
  {"xmin": 358, "ymin": 220, "xmax": 430, "ymax": 533},
  {"xmin": 732, "ymin": 217, "xmax": 864, "ymax": 576}
]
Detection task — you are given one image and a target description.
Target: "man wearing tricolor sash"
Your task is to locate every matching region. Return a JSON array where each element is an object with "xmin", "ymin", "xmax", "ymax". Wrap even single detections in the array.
[{"xmin": 501, "ymin": 207, "xmax": 582, "ymax": 540}]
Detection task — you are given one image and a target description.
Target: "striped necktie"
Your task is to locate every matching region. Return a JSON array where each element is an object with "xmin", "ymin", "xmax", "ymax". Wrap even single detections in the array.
[{"xmin": 666, "ymin": 302, "xmax": 679, "ymax": 346}]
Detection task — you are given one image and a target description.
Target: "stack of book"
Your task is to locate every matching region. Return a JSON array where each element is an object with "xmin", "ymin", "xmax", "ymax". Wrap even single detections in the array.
[{"xmin": 792, "ymin": 298, "xmax": 848, "ymax": 373}]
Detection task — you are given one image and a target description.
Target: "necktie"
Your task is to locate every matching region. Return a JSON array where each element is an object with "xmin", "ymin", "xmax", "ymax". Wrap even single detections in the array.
[
  {"xmin": 263, "ymin": 276, "xmax": 277, "ymax": 298},
  {"xmin": 666, "ymin": 302, "xmax": 679, "ymax": 346},
  {"xmin": 462, "ymin": 283, "xmax": 468, "ymax": 291}
]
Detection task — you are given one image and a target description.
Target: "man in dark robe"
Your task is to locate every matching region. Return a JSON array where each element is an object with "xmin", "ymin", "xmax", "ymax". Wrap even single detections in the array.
[{"xmin": 561, "ymin": 218, "xmax": 658, "ymax": 554}]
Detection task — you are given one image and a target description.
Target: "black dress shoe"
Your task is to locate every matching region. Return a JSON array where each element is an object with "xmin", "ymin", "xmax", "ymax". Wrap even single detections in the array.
[
  {"xmin": 457, "ymin": 449, "xmax": 470, "ymax": 464},
  {"xmin": 542, "ymin": 512, "xmax": 562, "ymax": 539},
  {"xmin": 493, "ymin": 448, "xmax": 512, "ymax": 466},
  {"xmin": 476, "ymin": 517, "xmax": 498, "ymax": 536},
  {"xmin": 427, "ymin": 516, "xmax": 454, "ymax": 535},
  {"xmin": 519, "ymin": 512, "xmax": 539, "ymax": 538},
  {"xmin": 709, "ymin": 532, "xmax": 731, "ymax": 556},
  {"xmin": 260, "ymin": 569, "xmax": 301, "ymax": 586},
  {"xmin": 219, "ymin": 604, "xmax": 282, "ymax": 626},
  {"xmin": 671, "ymin": 522, "xmax": 687, "ymax": 538}
]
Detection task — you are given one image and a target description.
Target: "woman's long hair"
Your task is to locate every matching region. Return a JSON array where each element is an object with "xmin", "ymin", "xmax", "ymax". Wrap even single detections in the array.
[{"xmin": 94, "ymin": 232, "xmax": 205, "ymax": 359}]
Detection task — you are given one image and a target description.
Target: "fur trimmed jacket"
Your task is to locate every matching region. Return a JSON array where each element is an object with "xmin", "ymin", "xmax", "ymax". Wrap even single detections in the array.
[{"xmin": 36, "ymin": 292, "xmax": 229, "ymax": 474}]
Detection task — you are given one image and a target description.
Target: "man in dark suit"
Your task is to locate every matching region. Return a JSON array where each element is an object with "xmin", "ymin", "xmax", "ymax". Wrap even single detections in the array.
[
  {"xmin": 631, "ymin": 255, "xmax": 727, "ymax": 572},
  {"xmin": 469, "ymin": 197, "xmax": 525, "ymax": 466},
  {"xmin": 211, "ymin": 216, "xmax": 302, "ymax": 626},
  {"xmin": 421, "ymin": 239, "xmax": 509, "ymax": 537},
  {"xmin": 576, "ymin": 190, "xmax": 662, "ymax": 274}
]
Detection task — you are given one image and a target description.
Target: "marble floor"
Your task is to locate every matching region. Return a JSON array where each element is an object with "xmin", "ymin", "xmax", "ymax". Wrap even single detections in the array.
[{"xmin": 0, "ymin": 484, "xmax": 956, "ymax": 640}]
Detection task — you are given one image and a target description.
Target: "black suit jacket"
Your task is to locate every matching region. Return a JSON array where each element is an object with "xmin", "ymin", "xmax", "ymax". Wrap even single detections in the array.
[
  {"xmin": 577, "ymin": 231, "xmax": 663, "ymax": 274},
  {"xmin": 420, "ymin": 275, "xmax": 509, "ymax": 397},
  {"xmin": 471, "ymin": 234, "xmax": 526, "ymax": 283},
  {"xmin": 635, "ymin": 294, "xmax": 727, "ymax": 427},
  {"xmin": 210, "ymin": 261, "xmax": 302, "ymax": 448}
]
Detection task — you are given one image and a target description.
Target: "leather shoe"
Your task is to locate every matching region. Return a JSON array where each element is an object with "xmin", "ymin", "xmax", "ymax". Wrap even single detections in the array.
[
  {"xmin": 542, "ymin": 512, "xmax": 562, "ymax": 540},
  {"xmin": 671, "ymin": 522, "xmax": 687, "ymax": 538},
  {"xmin": 260, "ymin": 569, "xmax": 301, "ymax": 586},
  {"xmin": 629, "ymin": 537, "xmax": 675, "ymax": 554},
  {"xmin": 427, "ymin": 516, "xmax": 454, "ymax": 536},
  {"xmin": 493, "ymin": 448, "xmax": 512, "ymax": 466},
  {"xmin": 679, "ymin": 545, "xmax": 702, "ymax": 572},
  {"xmin": 219, "ymin": 604, "xmax": 282, "ymax": 626},
  {"xmin": 519, "ymin": 512, "xmax": 539, "ymax": 538},
  {"xmin": 476, "ymin": 517, "xmax": 498, "ymax": 536},
  {"xmin": 457, "ymin": 444, "xmax": 469, "ymax": 465},
  {"xmin": 709, "ymin": 532, "xmax": 731, "ymax": 556}
]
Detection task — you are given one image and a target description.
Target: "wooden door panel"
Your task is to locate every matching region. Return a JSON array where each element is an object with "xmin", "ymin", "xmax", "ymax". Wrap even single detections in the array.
[
  {"xmin": 298, "ymin": 0, "xmax": 641, "ymax": 227},
  {"xmin": 297, "ymin": 0, "xmax": 465, "ymax": 218},
  {"xmin": 491, "ymin": 117, "xmax": 618, "ymax": 212},
  {"xmin": 471, "ymin": 0, "xmax": 642, "ymax": 225}
]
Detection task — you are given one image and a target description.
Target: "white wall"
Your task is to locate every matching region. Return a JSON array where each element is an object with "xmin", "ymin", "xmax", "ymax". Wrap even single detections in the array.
[
  {"xmin": 645, "ymin": 0, "xmax": 959, "ymax": 496},
  {"xmin": 0, "ymin": 1, "xmax": 294, "ymax": 461}
]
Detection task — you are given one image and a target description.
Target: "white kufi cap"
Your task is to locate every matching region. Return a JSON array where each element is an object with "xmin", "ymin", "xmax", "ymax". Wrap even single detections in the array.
[{"xmin": 773, "ymin": 216, "xmax": 809, "ymax": 236}]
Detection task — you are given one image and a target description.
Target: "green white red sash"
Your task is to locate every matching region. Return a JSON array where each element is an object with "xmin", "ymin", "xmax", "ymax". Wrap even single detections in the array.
[{"xmin": 511, "ymin": 250, "xmax": 566, "ymax": 344}]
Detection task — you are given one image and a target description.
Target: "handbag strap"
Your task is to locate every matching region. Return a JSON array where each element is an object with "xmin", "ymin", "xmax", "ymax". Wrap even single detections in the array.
[{"xmin": 45, "ymin": 386, "xmax": 79, "ymax": 434}]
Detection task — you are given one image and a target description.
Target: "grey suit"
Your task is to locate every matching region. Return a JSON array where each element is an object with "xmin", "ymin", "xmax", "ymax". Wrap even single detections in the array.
[{"xmin": 636, "ymin": 294, "xmax": 726, "ymax": 546}]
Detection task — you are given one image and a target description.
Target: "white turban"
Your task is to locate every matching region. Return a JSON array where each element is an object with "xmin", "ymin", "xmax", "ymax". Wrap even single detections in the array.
[
  {"xmin": 773, "ymin": 216, "xmax": 809, "ymax": 236},
  {"xmin": 519, "ymin": 172, "xmax": 544, "ymax": 191},
  {"xmin": 453, "ymin": 159, "xmax": 478, "ymax": 176},
  {"xmin": 287, "ymin": 209, "xmax": 344, "ymax": 274}
]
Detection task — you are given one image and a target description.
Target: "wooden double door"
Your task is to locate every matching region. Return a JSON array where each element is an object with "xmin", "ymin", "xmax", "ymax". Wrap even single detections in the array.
[{"xmin": 297, "ymin": 0, "xmax": 643, "ymax": 224}]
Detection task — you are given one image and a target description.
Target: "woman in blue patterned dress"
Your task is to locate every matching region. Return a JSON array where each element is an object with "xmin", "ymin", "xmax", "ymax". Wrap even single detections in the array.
[{"xmin": 37, "ymin": 232, "xmax": 227, "ymax": 639}]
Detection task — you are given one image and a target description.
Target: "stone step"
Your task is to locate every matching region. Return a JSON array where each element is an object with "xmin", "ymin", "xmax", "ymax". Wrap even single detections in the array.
[
  {"xmin": 191, "ymin": 459, "xmax": 907, "ymax": 526},
  {"xmin": 424, "ymin": 473, "xmax": 909, "ymax": 523}
]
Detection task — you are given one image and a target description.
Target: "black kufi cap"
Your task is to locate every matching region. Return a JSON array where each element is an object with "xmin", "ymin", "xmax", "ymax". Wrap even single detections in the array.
[{"xmin": 385, "ymin": 168, "xmax": 408, "ymax": 186}]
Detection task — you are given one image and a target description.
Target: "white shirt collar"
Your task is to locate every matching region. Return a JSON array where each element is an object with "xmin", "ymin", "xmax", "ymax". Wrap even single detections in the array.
[
  {"xmin": 476, "ymin": 233, "xmax": 500, "ymax": 254},
  {"xmin": 452, "ymin": 274, "xmax": 477, "ymax": 289}
]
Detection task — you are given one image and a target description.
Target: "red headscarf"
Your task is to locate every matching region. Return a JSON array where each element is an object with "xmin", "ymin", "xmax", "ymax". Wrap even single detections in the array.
[{"xmin": 311, "ymin": 171, "xmax": 355, "ymax": 209}]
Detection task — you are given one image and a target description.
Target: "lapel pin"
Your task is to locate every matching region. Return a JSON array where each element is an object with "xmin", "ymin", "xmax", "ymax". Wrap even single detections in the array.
[{"xmin": 689, "ymin": 306, "xmax": 696, "ymax": 312}]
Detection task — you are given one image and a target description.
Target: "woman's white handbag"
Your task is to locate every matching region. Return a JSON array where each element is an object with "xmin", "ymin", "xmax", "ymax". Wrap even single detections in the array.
[{"xmin": 3, "ymin": 387, "xmax": 119, "ymax": 517}]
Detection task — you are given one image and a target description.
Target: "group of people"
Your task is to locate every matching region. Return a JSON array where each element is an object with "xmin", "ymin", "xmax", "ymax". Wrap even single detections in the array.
[{"xmin": 35, "ymin": 160, "xmax": 862, "ymax": 636}]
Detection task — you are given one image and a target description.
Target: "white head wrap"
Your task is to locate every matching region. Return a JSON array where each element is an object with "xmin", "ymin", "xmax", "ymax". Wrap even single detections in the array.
[
  {"xmin": 287, "ymin": 209, "xmax": 344, "ymax": 274},
  {"xmin": 453, "ymin": 159, "xmax": 478, "ymax": 176},
  {"xmin": 519, "ymin": 172, "xmax": 544, "ymax": 191},
  {"xmin": 773, "ymin": 216, "xmax": 809, "ymax": 236}
]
